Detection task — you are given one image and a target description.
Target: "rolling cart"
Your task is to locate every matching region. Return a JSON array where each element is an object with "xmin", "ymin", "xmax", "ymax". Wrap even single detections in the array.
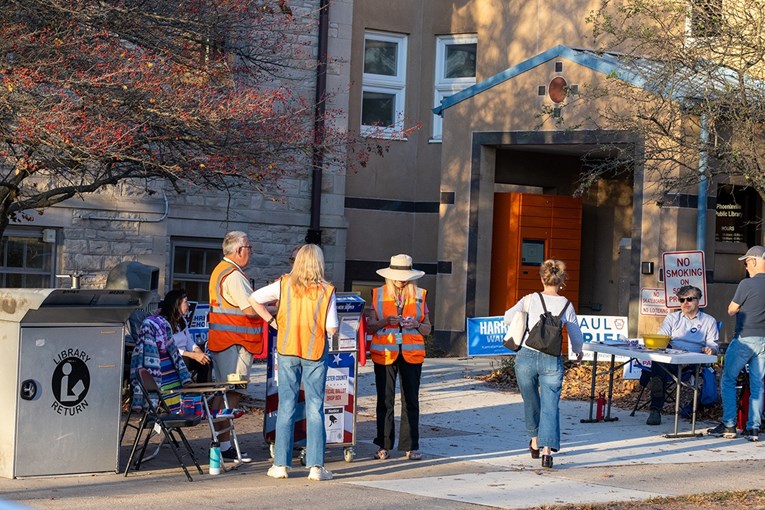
[{"xmin": 263, "ymin": 293, "xmax": 365, "ymax": 464}]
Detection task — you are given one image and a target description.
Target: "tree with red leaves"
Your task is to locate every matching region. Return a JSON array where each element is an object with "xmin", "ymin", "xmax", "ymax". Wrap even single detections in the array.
[{"xmin": 0, "ymin": 0, "xmax": 392, "ymax": 237}]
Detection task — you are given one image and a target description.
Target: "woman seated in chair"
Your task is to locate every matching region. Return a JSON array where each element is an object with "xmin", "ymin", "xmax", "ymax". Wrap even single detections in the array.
[
  {"xmin": 166, "ymin": 289, "xmax": 212, "ymax": 383},
  {"xmin": 130, "ymin": 289, "xmax": 193, "ymax": 413}
]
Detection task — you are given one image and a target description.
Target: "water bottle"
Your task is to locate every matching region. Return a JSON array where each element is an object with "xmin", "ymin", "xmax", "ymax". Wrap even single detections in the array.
[{"xmin": 209, "ymin": 441, "xmax": 221, "ymax": 475}]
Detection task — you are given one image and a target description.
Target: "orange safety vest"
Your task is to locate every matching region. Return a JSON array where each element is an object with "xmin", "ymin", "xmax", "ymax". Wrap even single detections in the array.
[
  {"xmin": 275, "ymin": 275, "xmax": 335, "ymax": 361},
  {"xmin": 370, "ymin": 286, "xmax": 427, "ymax": 365},
  {"xmin": 207, "ymin": 259, "xmax": 264, "ymax": 355}
]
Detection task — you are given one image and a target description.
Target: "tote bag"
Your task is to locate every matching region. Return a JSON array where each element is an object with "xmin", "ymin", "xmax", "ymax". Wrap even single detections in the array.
[{"xmin": 503, "ymin": 298, "xmax": 528, "ymax": 352}]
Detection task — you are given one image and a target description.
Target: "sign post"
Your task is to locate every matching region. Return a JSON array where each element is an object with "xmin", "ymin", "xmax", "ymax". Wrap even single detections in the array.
[{"xmin": 662, "ymin": 250, "xmax": 707, "ymax": 308}]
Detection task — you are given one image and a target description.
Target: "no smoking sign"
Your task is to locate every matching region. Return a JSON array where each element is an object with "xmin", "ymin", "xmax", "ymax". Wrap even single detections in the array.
[{"xmin": 662, "ymin": 250, "xmax": 707, "ymax": 308}]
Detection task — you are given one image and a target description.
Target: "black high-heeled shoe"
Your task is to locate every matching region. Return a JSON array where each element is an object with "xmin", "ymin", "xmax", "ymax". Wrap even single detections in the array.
[
  {"xmin": 541, "ymin": 454, "xmax": 553, "ymax": 469},
  {"xmin": 528, "ymin": 440, "xmax": 540, "ymax": 459}
]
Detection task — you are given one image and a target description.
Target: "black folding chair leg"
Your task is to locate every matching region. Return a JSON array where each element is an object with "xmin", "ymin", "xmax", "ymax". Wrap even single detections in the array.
[
  {"xmin": 630, "ymin": 385, "xmax": 647, "ymax": 416},
  {"xmin": 133, "ymin": 423, "xmax": 157, "ymax": 472},
  {"xmin": 175, "ymin": 430, "xmax": 203, "ymax": 475},
  {"xmin": 124, "ymin": 413, "xmax": 151, "ymax": 477},
  {"xmin": 119, "ymin": 406, "xmax": 135, "ymax": 445},
  {"xmin": 161, "ymin": 426, "xmax": 196, "ymax": 482}
]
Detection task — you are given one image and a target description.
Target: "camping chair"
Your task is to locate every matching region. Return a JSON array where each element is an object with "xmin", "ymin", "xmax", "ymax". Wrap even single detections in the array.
[
  {"xmin": 629, "ymin": 363, "xmax": 695, "ymax": 416},
  {"xmin": 632, "ymin": 322, "xmax": 722, "ymax": 417},
  {"xmin": 123, "ymin": 368, "xmax": 204, "ymax": 482}
]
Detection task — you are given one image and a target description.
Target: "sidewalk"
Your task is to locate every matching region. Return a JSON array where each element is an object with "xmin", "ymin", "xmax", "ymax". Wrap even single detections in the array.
[
  {"xmin": 2, "ymin": 356, "xmax": 765, "ymax": 510},
  {"xmin": 350, "ymin": 357, "xmax": 765, "ymax": 508}
]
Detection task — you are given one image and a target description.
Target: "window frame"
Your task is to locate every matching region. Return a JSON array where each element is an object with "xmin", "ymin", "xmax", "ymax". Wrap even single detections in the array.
[
  {"xmin": 432, "ymin": 34, "xmax": 477, "ymax": 141},
  {"xmin": 170, "ymin": 238, "xmax": 222, "ymax": 303},
  {"xmin": 361, "ymin": 31, "xmax": 408, "ymax": 138},
  {"xmin": 0, "ymin": 228, "xmax": 56, "ymax": 288}
]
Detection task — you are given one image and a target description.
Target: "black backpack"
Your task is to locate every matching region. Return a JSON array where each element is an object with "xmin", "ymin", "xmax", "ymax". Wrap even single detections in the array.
[{"xmin": 524, "ymin": 292, "xmax": 569, "ymax": 356}]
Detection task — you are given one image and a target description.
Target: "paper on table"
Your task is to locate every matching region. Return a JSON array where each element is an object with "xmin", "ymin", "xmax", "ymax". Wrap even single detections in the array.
[{"xmin": 601, "ymin": 340, "xmax": 629, "ymax": 346}]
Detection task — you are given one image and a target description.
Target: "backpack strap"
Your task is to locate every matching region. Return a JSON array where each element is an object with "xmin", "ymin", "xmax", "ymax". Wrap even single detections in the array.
[
  {"xmin": 536, "ymin": 292, "xmax": 548, "ymax": 313},
  {"xmin": 557, "ymin": 300, "xmax": 570, "ymax": 319}
]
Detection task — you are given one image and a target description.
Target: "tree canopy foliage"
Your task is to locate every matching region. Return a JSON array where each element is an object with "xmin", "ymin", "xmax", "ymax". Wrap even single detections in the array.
[
  {"xmin": 0, "ymin": 0, "xmax": 384, "ymax": 235},
  {"xmin": 578, "ymin": 0, "xmax": 765, "ymax": 203}
]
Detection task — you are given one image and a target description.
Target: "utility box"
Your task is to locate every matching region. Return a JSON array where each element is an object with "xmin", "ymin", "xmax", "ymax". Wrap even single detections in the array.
[{"xmin": 0, "ymin": 288, "xmax": 150, "ymax": 478}]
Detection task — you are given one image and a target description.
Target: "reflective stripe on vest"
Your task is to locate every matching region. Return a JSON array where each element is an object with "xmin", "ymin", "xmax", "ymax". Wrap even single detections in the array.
[
  {"xmin": 275, "ymin": 276, "xmax": 335, "ymax": 361},
  {"xmin": 207, "ymin": 260, "xmax": 264, "ymax": 355},
  {"xmin": 370, "ymin": 286, "xmax": 427, "ymax": 365}
]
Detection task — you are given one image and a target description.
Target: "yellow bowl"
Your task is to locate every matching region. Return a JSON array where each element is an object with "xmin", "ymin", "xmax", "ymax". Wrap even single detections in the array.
[{"xmin": 642, "ymin": 334, "xmax": 671, "ymax": 350}]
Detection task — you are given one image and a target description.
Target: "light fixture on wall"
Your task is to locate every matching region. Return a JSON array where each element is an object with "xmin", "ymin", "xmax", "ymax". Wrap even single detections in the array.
[{"xmin": 641, "ymin": 261, "xmax": 654, "ymax": 275}]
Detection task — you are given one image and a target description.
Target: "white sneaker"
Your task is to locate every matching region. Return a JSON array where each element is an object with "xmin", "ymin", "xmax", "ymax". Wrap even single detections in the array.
[
  {"xmin": 267, "ymin": 465, "xmax": 288, "ymax": 479},
  {"xmin": 307, "ymin": 466, "xmax": 333, "ymax": 481}
]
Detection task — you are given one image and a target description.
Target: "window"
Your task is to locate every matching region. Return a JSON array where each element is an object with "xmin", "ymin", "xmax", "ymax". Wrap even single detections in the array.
[
  {"xmin": 0, "ymin": 229, "xmax": 56, "ymax": 288},
  {"xmin": 362, "ymin": 32, "xmax": 407, "ymax": 137},
  {"xmin": 171, "ymin": 239, "xmax": 222, "ymax": 302},
  {"xmin": 689, "ymin": 0, "xmax": 722, "ymax": 38},
  {"xmin": 433, "ymin": 35, "xmax": 477, "ymax": 140}
]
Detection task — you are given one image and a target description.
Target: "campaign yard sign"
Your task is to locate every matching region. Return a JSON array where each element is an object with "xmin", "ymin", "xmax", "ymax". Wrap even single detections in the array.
[
  {"xmin": 570, "ymin": 315, "xmax": 629, "ymax": 362},
  {"xmin": 466, "ymin": 316, "xmax": 511, "ymax": 357}
]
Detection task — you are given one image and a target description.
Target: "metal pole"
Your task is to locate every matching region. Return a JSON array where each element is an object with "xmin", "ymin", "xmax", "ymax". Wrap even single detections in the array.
[
  {"xmin": 306, "ymin": 0, "xmax": 330, "ymax": 246},
  {"xmin": 697, "ymin": 114, "xmax": 709, "ymax": 252}
]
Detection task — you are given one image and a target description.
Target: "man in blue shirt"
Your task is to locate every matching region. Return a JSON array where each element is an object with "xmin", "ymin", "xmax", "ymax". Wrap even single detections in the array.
[
  {"xmin": 646, "ymin": 285, "xmax": 719, "ymax": 426},
  {"xmin": 709, "ymin": 245, "xmax": 765, "ymax": 440}
]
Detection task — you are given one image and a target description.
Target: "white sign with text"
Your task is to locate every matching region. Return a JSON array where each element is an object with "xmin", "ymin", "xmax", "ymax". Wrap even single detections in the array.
[
  {"xmin": 662, "ymin": 250, "xmax": 707, "ymax": 308},
  {"xmin": 640, "ymin": 288, "xmax": 671, "ymax": 316}
]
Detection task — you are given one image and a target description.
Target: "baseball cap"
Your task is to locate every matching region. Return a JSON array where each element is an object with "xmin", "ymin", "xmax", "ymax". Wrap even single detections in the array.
[{"xmin": 737, "ymin": 245, "xmax": 765, "ymax": 260}]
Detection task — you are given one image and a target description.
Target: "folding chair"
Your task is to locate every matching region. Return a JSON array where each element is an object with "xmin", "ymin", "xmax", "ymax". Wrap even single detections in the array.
[
  {"xmin": 119, "ymin": 384, "xmax": 139, "ymax": 445},
  {"xmin": 124, "ymin": 368, "xmax": 204, "ymax": 482},
  {"xmin": 630, "ymin": 363, "xmax": 695, "ymax": 416}
]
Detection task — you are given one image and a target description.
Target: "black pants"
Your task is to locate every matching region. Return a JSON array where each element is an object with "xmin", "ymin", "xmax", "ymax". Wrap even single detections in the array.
[
  {"xmin": 183, "ymin": 355, "xmax": 211, "ymax": 384},
  {"xmin": 373, "ymin": 356, "xmax": 422, "ymax": 452}
]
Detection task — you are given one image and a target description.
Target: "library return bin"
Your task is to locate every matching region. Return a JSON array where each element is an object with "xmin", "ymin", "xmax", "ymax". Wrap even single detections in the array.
[{"xmin": 0, "ymin": 288, "xmax": 150, "ymax": 478}]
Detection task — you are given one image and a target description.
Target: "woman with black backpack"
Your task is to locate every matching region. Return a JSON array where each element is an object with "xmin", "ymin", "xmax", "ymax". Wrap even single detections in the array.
[{"xmin": 503, "ymin": 259, "xmax": 584, "ymax": 469}]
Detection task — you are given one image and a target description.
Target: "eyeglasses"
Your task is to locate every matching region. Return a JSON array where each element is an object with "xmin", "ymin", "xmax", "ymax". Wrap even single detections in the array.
[
  {"xmin": 677, "ymin": 297, "xmax": 698, "ymax": 303},
  {"xmin": 240, "ymin": 245, "xmax": 253, "ymax": 251}
]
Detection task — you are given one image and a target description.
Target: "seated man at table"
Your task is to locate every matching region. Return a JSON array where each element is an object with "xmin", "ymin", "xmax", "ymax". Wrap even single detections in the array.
[{"xmin": 645, "ymin": 285, "xmax": 719, "ymax": 425}]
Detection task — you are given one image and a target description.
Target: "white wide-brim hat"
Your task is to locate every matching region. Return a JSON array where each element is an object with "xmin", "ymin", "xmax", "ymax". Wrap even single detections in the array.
[{"xmin": 376, "ymin": 254, "xmax": 425, "ymax": 281}]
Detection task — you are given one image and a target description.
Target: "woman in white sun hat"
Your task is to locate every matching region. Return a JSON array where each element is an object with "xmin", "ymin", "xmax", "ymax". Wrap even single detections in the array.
[{"xmin": 367, "ymin": 254, "xmax": 432, "ymax": 461}]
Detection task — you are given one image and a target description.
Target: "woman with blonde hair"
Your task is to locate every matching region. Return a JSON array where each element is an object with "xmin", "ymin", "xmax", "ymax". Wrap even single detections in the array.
[
  {"xmin": 249, "ymin": 244, "xmax": 338, "ymax": 481},
  {"xmin": 503, "ymin": 259, "xmax": 583, "ymax": 469},
  {"xmin": 367, "ymin": 254, "xmax": 432, "ymax": 461}
]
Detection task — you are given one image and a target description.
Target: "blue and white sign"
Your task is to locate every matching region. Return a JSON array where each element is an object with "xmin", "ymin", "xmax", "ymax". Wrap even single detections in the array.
[
  {"xmin": 569, "ymin": 315, "xmax": 629, "ymax": 361},
  {"xmin": 188, "ymin": 302, "xmax": 209, "ymax": 347},
  {"xmin": 567, "ymin": 314, "xmax": 642, "ymax": 380},
  {"xmin": 466, "ymin": 316, "xmax": 513, "ymax": 357}
]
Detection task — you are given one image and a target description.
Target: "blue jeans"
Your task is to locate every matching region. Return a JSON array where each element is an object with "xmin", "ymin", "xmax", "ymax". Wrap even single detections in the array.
[
  {"xmin": 721, "ymin": 336, "xmax": 765, "ymax": 430},
  {"xmin": 513, "ymin": 347, "xmax": 564, "ymax": 451},
  {"xmin": 273, "ymin": 351, "xmax": 329, "ymax": 468}
]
